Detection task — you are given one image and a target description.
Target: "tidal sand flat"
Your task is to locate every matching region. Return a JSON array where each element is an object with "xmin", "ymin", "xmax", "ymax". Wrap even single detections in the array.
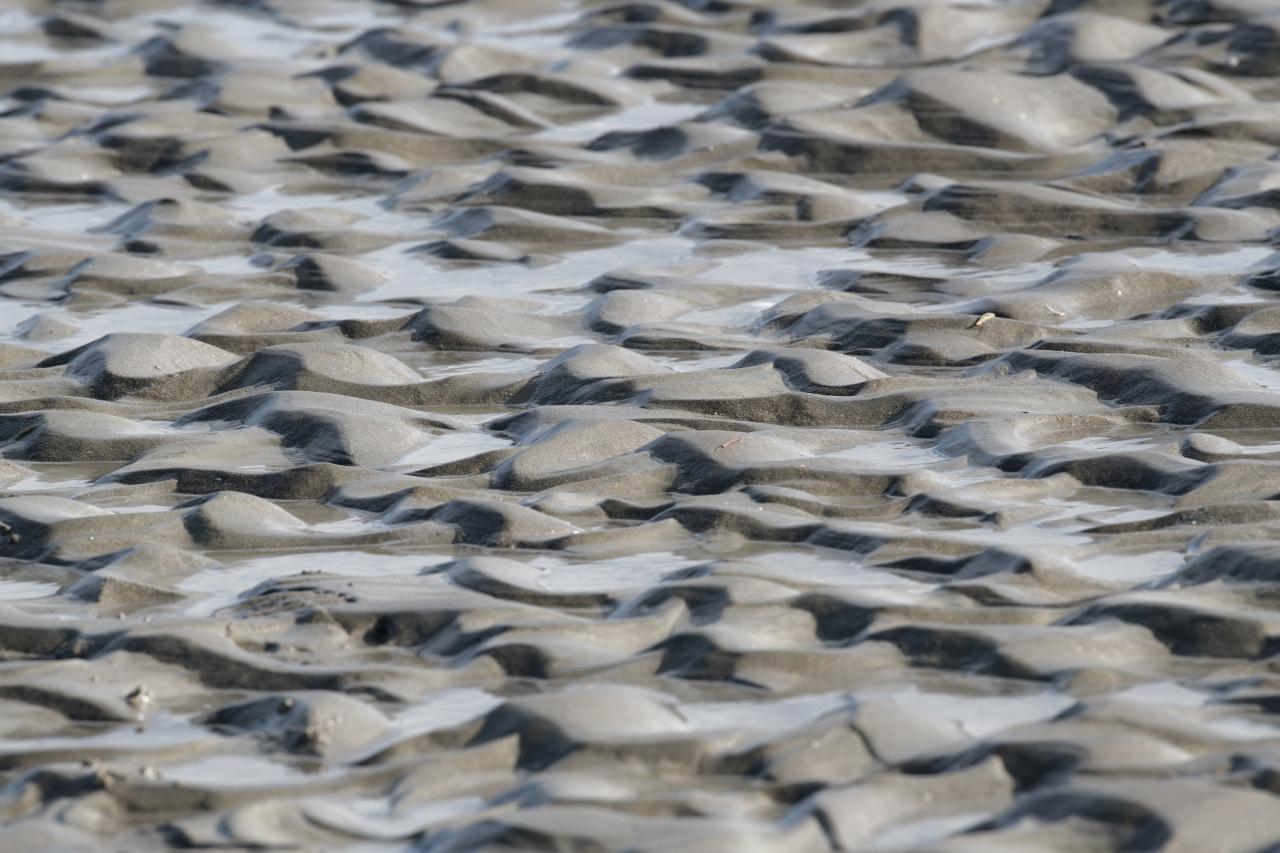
[{"xmin": 5, "ymin": 0, "xmax": 1280, "ymax": 848}]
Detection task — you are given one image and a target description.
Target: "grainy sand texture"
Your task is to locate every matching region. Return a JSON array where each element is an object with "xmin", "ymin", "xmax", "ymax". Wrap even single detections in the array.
[{"xmin": 6, "ymin": 0, "xmax": 1280, "ymax": 849}]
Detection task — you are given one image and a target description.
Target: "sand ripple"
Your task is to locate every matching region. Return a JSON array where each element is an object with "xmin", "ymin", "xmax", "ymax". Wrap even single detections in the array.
[{"xmin": 4, "ymin": 0, "xmax": 1280, "ymax": 848}]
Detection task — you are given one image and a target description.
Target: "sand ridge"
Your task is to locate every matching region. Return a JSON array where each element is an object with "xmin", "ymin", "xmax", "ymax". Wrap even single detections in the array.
[{"xmin": 4, "ymin": 0, "xmax": 1280, "ymax": 849}]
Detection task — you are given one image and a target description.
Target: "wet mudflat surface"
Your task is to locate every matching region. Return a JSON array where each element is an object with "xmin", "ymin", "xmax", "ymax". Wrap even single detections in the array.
[{"xmin": 5, "ymin": 0, "xmax": 1280, "ymax": 849}]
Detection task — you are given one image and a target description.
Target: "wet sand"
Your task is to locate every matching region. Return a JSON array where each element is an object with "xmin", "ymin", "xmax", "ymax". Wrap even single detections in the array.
[{"xmin": 5, "ymin": 0, "xmax": 1280, "ymax": 849}]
